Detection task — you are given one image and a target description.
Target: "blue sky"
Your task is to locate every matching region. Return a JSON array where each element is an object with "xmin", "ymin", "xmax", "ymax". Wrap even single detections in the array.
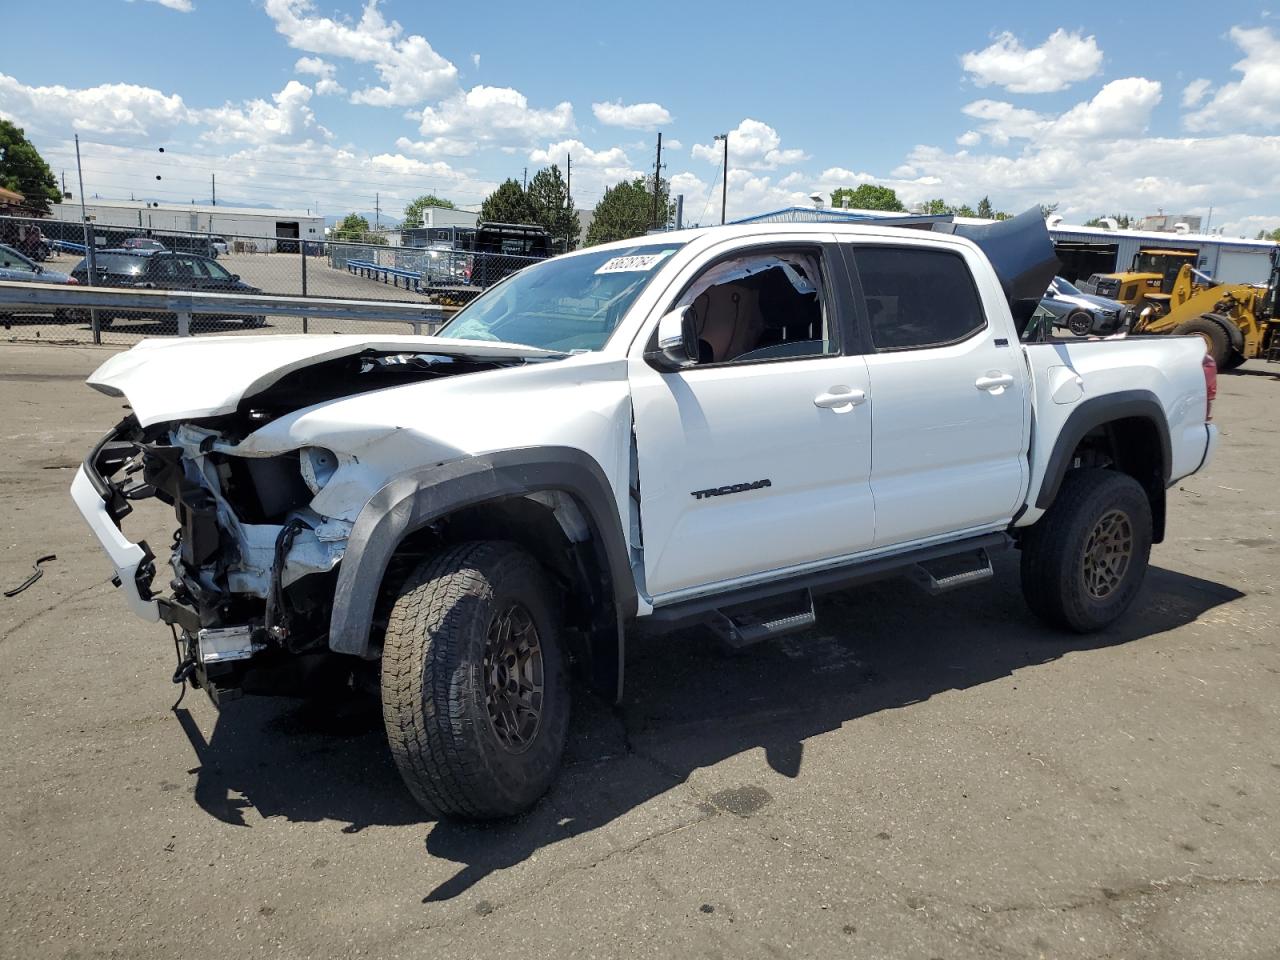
[{"xmin": 2, "ymin": 0, "xmax": 1278, "ymax": 234}]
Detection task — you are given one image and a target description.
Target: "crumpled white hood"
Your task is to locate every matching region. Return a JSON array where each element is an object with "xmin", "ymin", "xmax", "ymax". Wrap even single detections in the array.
[{"xmin": 86, "ymin": 333, "xmax": 560, "ymax": 427}]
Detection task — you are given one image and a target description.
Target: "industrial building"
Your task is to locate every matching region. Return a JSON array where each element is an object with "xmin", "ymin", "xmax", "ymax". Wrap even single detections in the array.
[
  {"xmin": 734, "ymin": 206, "xmax": 1278, "ymax": 285},
  {"xmin": 47, "ymin": 198, "xmax": 325, "ymax": 252}
]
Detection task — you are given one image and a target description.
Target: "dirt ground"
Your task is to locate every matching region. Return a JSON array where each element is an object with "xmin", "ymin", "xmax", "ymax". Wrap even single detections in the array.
[{"xmin": 1, "ymin": 342, "xmax": 1277, "ymax": 960}]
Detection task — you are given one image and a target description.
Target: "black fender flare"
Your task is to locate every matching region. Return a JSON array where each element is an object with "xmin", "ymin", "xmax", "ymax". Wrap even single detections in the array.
[
  {"xmin": 328, "ymin": 447, "xmax": 636, "ymax": 673},
  {"xmin": 1034, "ymin": 390, "xmax": 1171, "ymax": 510}
]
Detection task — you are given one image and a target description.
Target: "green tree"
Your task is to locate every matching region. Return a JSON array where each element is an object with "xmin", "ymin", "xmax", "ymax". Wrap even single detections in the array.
[
  {"xmin": 480, "ymin": 178, "xmax": 537, "ymax": 224},
  {"xmin": 1039, "ymin": 202, "xmax": 1059, "ymax": 218},
  {"xmin": 327, "ymin": 212, "xmax": 381, "ymax": 241},
  {"xmin": 953, "ymin": 204, "xmax": 977, "ymax": 217},
  {"xmin": 526, "ymin": 165, "xmax": 581, "ymax": 250},
  {"xmin": 829, "ymin": 184, "xmax": 905, "ymax": 212},
  {"xmin": 920, "ymin": 198, "xmax": 951, "ymax": 215},
  {"xmin": 1084, "ymin": 213, "xmax": 1132, "ymax": 229},
  {"xmin": 401, "ymin": 193, "xmax": 455, "ymax": 227},
  {"xmin": 585, "ymin": 177, "xmax": 672, "ymax": 246},
  {"xmin": 0, "ymin": 120, "xmax": 60, "ymax": 216},
  {"xmin": 1255, "ymin": 227, "xmax": 1280, "ymax": 241},
  {"xmin": 976, "ymin": 196, "xmax": 994, "ymax": 219}
]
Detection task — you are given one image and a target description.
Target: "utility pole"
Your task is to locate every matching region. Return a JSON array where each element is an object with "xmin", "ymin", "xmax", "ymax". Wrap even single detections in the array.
[
  {"xmin": 523, "ymin": 167, "xmax": 528, "ymax": 190},
  {"xmin": 652, "ymin": 132, "xmax": 663, "ymax": 229},
  {"xmin": 74, "ymin": 134, "xmax": 99, "ymax": 344},
  {"xmin": 211, "ymin": 173, "xmax": 216, "ymax": 206},
  {"xmin": 675, "ymin": 194, "xmax": 684, "ymax": 230},
  {"xmin": 565, "ymin": 153, "xmax": 571, "ymax": 206},
  {"xmin": 713, "ymin": 132, "xmax": 729, "ymax": 224},
  {"xmin": 375, "ymin": 192, "xmax": 380, "ymax": 232},
  {"xmin": 61, "ymin": 170, "xmax": 67, "ymax": 196}
]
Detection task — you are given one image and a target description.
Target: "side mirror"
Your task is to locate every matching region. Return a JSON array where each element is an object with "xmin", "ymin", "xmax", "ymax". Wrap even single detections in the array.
[
  {"xmin": 645, "ymin": 305, "xmax": 698, "ymax": 370},
  {"xmin": 231, "ymin": 274, "xmax": 240, "ymax": 281}
]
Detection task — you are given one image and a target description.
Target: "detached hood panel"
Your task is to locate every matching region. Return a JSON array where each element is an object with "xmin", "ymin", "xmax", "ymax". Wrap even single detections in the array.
[{"xmin": 86, "ymin": 334, "xmax": 561, "ymax": 427}]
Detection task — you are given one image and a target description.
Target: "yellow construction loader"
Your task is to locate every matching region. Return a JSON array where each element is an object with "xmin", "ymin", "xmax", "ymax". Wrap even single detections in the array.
[{"xmin": 1129, "ymin": 248, "xmax": 1279, "ymax": 370}]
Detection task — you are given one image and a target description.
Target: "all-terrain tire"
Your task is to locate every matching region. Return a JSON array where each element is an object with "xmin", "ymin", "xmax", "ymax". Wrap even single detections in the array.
[
  {"xmin": 1175, "ymin": 315, "xmax": 1230, "ymax": 367},
  {"xmin": 381, "ymin": 541, "xmax": 570, "ymax": 820},
  {"xmin": 1020, "ymin": 469, "xmax": 1153, "ymax": 633},
  {"xmin": 1067, "ymin": 310, "xmax": 1094, "ymax": 337}
]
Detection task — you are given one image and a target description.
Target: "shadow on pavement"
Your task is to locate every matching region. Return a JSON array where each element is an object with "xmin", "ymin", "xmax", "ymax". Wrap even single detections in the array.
[{"xmin": 180, "ymin": 558, "xmax": 1243, "ymax": 898}]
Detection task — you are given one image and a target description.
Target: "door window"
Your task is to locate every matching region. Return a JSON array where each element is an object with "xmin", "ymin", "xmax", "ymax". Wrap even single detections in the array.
[
  {"xmin": 851, "ymin": 247, "xmax": 986, "ymax": 351},
  {"xmin": 673, "ymin": 249, "xmax": 834, "ymax": 364}
]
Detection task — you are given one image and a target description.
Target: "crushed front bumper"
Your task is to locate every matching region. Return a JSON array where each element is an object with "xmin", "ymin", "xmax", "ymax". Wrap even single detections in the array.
[{"xmin": 71, "ymin": 426, "xmax": 163, "ymax": 623}]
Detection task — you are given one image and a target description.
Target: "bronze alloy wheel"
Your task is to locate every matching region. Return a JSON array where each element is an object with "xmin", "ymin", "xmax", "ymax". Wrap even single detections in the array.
[
  {"xmin": 482, "ymin": 603, "xmax": 545, "ymax": 753},
  {"xmin": 1082, "ymin": 509, "xmax": 1133, "ymax": 600}
]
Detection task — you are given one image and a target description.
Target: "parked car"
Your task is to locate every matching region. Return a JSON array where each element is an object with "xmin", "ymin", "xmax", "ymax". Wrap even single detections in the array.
[
  {"xmin": 121, "ymin": 237, "xmax": 167, "ymax": 252},
  {"xmin": 210, "ymin": 236, "xmax": 229, "ymax": 258},
  {"xmin": 69, "ymin": 249, "xmax": 263, "ymax": 326},
  {"xmin": 0, "ymin": 242, "xmax": 78, "ymax": 326},
  {"xmin": 72, "ymin": 211, "xmax": 1218, "ymax": 821},
  {"xmin": 1040, "ymin": 275, "xmax": 1129, "ymax": 337}
]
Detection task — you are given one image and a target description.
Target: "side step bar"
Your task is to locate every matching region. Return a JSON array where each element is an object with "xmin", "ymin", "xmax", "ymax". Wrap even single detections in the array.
[
  {"xmin": 708, "ymin": 589, "xmax": 816, "ymax": 649},
  {"xmin": 910, "ymin": 548, "xmax": 994, "ymax": 595}
]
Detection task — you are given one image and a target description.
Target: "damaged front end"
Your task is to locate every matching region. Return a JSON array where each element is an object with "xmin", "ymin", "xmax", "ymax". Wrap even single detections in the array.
[{"xmin": 77, "ymin": 414, "xmax": 355, "ymax": 702}]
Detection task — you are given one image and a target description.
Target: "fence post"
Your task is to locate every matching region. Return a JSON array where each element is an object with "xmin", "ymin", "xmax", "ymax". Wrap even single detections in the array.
[
  {"xmin": 301, "ymin": 241, "xmax": 309, "ymax": 333},
  {"xmin": 177, "ymin": 310, "xmax": 191, "ymax": 337}
]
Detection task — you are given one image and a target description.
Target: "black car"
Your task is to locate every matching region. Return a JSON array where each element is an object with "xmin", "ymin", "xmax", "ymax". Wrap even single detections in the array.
[{"xmin": 70, "ymin": 250, "xmax": 263, "ymax": 327}]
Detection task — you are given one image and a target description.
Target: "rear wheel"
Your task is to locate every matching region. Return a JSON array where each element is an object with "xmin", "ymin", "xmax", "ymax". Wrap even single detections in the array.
[
  {"xmin": 1021, "ymin": 469, "xmax": 1152, "ymax": 633},
  {"xmin": 1067, "ymin": 310, "xmax": 1094, "ymax": 337},
  {"xmin": 380, "ymin": 541, "xmax": 570, "ymax": 820},
  {"xmin": 1175, "ymin": 315, "xmax": 1230, "ymax": 367}
]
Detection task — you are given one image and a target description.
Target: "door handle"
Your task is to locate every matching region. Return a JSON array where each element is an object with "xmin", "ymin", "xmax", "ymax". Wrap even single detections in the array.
[
  {"xmin": 975, "ymin": 373, "xmax": 1015, "ymax": 391},
  {"xmin": 814, "ymin": 388, "xmax": 867, "ymax": 409}
]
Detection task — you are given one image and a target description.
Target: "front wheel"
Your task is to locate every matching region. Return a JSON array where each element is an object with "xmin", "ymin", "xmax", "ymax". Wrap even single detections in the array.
[
  {"xmin": 381, "ymin": 541, "xmax": 570, "ymax": 820},
  {"xmin": 1175, "ymin": 316, "xmax": 1230, "ymax": 367},
  {"xmin": 1020, "ymin": 469, "xmax": 1153, "ymax": 633},
  {"xmin": 1067, "ymin": 310, "xmax": 1094, "ymax": 337}
]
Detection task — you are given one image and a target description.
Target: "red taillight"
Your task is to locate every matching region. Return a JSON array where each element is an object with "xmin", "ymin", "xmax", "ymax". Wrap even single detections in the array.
[{"xmin": 1202, "ymin": 353, "xmax": 1217, "ymax": 422}]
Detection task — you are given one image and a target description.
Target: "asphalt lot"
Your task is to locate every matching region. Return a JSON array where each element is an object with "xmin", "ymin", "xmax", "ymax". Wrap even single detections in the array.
[{"xmin": 1, "ymin": 342, "xmax": 1278, "ymax": 959}]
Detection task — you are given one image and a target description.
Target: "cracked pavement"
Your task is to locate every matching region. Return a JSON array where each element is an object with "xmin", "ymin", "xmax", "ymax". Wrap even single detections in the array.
[{"xmin": 1, "ymin": 342, "xmax": 1278, "ymax": 959}]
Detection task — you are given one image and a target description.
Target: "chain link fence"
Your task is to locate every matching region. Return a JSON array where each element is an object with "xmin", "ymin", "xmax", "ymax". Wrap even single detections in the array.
[{"xmin": 0, "ymin": 215, "xmax": 545, "ymax": 345}]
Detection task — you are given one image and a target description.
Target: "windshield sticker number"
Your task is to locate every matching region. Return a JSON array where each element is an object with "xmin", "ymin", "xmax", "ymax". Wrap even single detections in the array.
[{"xmin": 594, "ymin": 251, "xmax": 673, "ymax": 275}]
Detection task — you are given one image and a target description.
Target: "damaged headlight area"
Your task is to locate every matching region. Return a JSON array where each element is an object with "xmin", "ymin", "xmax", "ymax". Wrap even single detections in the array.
[{"xmin": 92, "ymin": 416, "xmax": 357, "ymax": 702}]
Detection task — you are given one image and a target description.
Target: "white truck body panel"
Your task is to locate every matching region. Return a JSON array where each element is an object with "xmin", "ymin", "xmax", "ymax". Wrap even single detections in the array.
[{"xmin": 76, "ymin": 220, "xmax": 1217, "ymax": 626}]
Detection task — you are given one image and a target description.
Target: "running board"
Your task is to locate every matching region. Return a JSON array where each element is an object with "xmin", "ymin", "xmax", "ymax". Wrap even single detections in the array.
[
  {"xmin": 709, "ymin": 589, "xmax": 816, "ymax": 649},
  {"xmin": 910, "ymin": 548, "xmax": 994, "ymax": 595}
]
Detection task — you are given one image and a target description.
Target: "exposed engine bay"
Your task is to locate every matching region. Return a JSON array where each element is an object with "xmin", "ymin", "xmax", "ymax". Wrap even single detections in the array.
[{"xmin": 87, "ymin": 348, "xmax": 526, "ymax": 700}]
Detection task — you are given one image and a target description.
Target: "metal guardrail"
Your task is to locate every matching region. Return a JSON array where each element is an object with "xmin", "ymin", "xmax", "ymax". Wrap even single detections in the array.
[
  {"xmin": 0, "ymin": 281, "xmax": 449, "ymax": 339},
  {"xmin": 346, "ymin": 259, "xmax": 428, "ymax": 293}
]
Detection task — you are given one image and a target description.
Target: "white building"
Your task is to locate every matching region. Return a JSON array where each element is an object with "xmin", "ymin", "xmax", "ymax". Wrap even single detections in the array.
[{"xmin": 49, "ymin": 198, "xmax": 325, "ymax": 252}]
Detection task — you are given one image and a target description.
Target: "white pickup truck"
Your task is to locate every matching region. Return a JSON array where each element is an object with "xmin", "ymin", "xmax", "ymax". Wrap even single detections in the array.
[{"xmin": 73, "ymin": 211, "xmax": 1218, "ymax": 820}]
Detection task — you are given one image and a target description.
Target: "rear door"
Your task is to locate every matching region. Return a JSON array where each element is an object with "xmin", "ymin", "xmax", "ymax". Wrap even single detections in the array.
[{"xmin": 840, "ymin": 240, "xmax": 1029, "ymax": 547}]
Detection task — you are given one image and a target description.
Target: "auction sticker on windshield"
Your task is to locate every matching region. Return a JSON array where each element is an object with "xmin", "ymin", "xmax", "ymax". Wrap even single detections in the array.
[{"xmin": 594, "ymin": 251, "xmax": 674, "ymax": 274}]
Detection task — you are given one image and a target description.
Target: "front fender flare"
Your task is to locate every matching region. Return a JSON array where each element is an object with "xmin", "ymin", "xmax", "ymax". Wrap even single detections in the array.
[{"xmin": 328, "ymin": 447, "xmax": 636, "ymax": 663}]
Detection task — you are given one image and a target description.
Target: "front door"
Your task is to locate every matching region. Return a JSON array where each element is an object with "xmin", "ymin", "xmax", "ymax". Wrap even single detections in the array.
[
  {"xmin": 842, "ymin": 241, "xmax": 1028, "ymax": 547},
  {"xmin": 629, "ymin": 240, "xmax": 875, "ymax": 601}
]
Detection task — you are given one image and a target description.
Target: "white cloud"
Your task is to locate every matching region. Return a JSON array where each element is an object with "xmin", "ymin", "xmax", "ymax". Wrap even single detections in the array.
[
  {"xmin": 126, "ymin": 0, "xmax": 194, "ymax": 10},
  {"xmin": 1182, "ymin": 77, "xmax": 1213, "ymax": 108},
  {"xmin": 264, "ymin": 0, "xmax": 458, "ymax": 106},
  {"xmin": 1052, "ymin": 77, "xmax": 1162, "ymax": 138},
  {"xmin": 956, "ymin": 130, "xmax": 982, "ymax": 147},
  {"xmin": 407, "ymin": 86, "xmax": 573, "ymax": 156},
  {"xmin": 591, "ymin": 100, "xmax": 672, "ymax": 130},
  {"xmin": 1185, "ymin": 26, "xmax": 1280, "ymax": 131},
  {"xmin": 690, "ymin": 118, "xmax": 808, "ymax": 170},
  {"xmin": 962, "ymin": 28, "xmax": 1103, "ymax": 94},
  {"xmin": 471, "ymin": 53, "xmax": 480, "ymax": 68},
  {"xmin": 0, "ymin": 73, "xmax": 189, "ymax": 138},
  {"xmin": 197, "ymin": 80, "xmax": 330, "ymax": 144},
  {"xmin": 294, "ymin": 56, "xmax": 346, "ymax": 96},
  {"xmin": 961, "ymin": 99, "xmax": 1050, "ymax": 144},
  {"xmin": 666, "ymin": 138, "xmax": 682, "ymax": 150},
  {"xmin": 528, "ymin": 138, "xmax": 642, "ymax": 204}
]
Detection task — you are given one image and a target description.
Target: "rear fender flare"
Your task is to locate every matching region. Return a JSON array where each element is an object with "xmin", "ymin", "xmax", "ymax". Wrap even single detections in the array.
[{"xmin": 1035, "ymin": 390, "xmax": 1171, "ymax": 511}]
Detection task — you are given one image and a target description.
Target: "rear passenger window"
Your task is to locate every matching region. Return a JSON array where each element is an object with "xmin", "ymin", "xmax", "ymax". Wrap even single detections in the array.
[{"xmin": 852, "ymin": 247, "xmax": 986, "ymax": 351}]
